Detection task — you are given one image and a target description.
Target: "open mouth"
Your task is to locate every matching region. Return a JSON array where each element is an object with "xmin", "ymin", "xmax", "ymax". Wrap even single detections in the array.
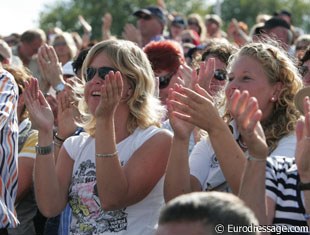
[{"xmin": 92, "ymin": 91, "xmax": 101, "ymax": 97}]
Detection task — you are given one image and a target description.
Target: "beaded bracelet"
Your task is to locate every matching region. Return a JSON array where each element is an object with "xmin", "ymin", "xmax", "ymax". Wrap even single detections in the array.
[
  {"xmin": 54, "ymin": 132, "xmax": 65, "ymax": 142},
  {"xmin": 96, "ymin": 151, "xmax": 118, "ymax": 158}
]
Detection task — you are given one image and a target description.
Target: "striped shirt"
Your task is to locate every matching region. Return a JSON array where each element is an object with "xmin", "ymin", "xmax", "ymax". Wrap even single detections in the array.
[
  {"xmin": 0, "ymin": 69, "xmax": 19, "ymax": 228},
  {"xmin": 266, "ymin": 156, "xmax": 309, "ymax": 233}
]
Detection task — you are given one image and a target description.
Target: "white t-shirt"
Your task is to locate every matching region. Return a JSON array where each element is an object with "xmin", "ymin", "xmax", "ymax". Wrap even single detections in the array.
[
  {"xmin": 189, "ymin": 121, "xmax": 296, "ymax": 191},
  {"xmin": 63, "ymin": 126, "xmax": 164, "ymax": 235}
]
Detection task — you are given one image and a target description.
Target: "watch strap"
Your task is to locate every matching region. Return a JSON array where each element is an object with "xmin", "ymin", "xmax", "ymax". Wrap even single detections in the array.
[{"xmin": 298, "ymin": 181, "xmax": 310, "ymax": 191}]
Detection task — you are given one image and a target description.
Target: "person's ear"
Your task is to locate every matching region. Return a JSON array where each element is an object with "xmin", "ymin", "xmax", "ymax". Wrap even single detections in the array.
[
  {"xmin": 122, "ymin": 87, "xmax": 133, "ymax": 101},
  {"xmin": 270, "ymin": 82, "xmax": 283, "ymax": 102}
]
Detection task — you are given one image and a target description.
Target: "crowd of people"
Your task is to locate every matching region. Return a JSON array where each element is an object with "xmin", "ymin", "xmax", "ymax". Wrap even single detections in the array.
[{"xmin": 1, "ymin": 2, "xmax": 310, "ymax": 235}]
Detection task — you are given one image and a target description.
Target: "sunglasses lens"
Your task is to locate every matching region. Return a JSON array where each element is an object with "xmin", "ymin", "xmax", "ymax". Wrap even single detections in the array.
[
  {"xmin": 86, "ymin": 67, "xmax": 96, "ymax": 82},
  {"xmin": 159, "ymin": 72, "xmax": 175, "ymax": 89},
  {"xmin": 98, "ymin": 67, "xmax": 117, "ymax": 80},
  {"xmin": 214, "ymin": 69, "xmax": 227, "ymax": 81}
]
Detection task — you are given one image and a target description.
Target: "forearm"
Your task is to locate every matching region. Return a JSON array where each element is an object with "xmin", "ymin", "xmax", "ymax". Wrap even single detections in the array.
[
  {"xmin": 239, "ymin": 160, "xmax": 268, "ymax": 225},
  {"xmin": 95, "ymin": 118, "xmax": 128, "ymax": 210},
  {"xmin": 164, "ymin": 136, "xmax": 191, "ymax": 202},
  {"xmin": 34, "ymin": 130, "xmax": 65, "ymax": 216},
  {"xmin": 299, "ymin": 175, "xmax": 310, "ymax": 227},
  {"xmin": 208, "ymin": 121, "xmax": 245, "ymax": 194}
]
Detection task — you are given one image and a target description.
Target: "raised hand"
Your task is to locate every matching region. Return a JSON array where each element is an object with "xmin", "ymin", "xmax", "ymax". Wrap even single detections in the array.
[
  {"xmin": 122, "ymin": 24, "xmax": 142, "ymax": 47},
  {"xmin": 56, "ymin": 90, "xmax": 78, "ymax": 139},
  {"xmin": 197, "ymin": 58, "xmax": 215, "ymax": 94},
  {"xmin": 295, "ymin": 96, "xmax": 310, "ymax": 181},
  {"xmin": 24, "ymin": 78, "xmax": 54, "ymax": 133},
  {"xmin": 38, "ymin": 44, "xmax": 64, "ymax": 87},
  {"xmin": 95, "ymin": 71, "xmax": 123, "ymax": 119},
  {"xmin": 167, "ymin": 83, "xmax": 220, "ymax": 133},
  {"xmin": 229, "ymin": 89, "xmax": 268, "ymax": 159},
  {"xmin": 167, "ymin": 84, "xmax": 194, "ymax": 140},
  {"xmin": 178, "ymin": 64, "xmax": 198, "ymax": 89}
]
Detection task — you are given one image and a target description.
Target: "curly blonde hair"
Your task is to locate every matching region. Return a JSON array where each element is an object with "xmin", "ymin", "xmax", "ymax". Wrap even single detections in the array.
[
  {"xmin": 224, "ymin": 41, "xmax": 302, "ymax": 153},
  {"xmin": 77, "ymin": 39, "xmax": 165, "ymax": 136}
]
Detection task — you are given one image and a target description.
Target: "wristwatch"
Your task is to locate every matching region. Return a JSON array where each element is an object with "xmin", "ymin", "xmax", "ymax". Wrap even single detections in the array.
[
  {"xmin": 54, "ymin": 82, "xmax": 65, "ymax": 94},
  {"xmin": 298, "ymin": 181, "xmax": 310, "ymax": 191}
]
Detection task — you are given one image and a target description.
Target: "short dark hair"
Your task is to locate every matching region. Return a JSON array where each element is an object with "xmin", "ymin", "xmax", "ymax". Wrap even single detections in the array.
[
  {"xmin": 300, "ymin": 46, "xmax": 310, "ymax": 65},
  {"xmin": 72, "ymin": 47, "xmax": 91, "ymax": 75},
  {"xmin": 20, "ymin": 29, "xmax": 46, "ymax": 43},
  {"xmin": 159, "ymin": 192, "xmax": 259, "ymax": 235}
]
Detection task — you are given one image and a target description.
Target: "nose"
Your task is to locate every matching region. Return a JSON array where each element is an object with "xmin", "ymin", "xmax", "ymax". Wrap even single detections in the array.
[{"xmin": 225, "ymin": 80, "xmax": 238, "ymax": 99}]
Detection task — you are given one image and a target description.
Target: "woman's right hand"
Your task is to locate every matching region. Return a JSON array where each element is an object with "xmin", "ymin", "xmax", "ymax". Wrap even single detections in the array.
[
  {"xmin": 24, "ymin": 78, "xmax": 54, "ymax": 133},
  {"xmin": 229, "ymin": 89, "xmax": 268, "ymax": 160}
]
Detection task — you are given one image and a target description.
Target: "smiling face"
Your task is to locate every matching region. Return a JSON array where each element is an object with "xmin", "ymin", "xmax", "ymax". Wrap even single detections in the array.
[
  {"xmin": 225, "ymin": 55, "xmax": 279, "ymax": 121},
  {"xmin": 84, "ymin": 52, "xmax": 131, "ymax": 115}
]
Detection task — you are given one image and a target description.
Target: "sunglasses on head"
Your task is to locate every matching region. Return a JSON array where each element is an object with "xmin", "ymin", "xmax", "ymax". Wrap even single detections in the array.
[
  {"xmin": 214, "ymin": 69, "xmax": 227, "ymax": 81},
  {"xmin": 159, "ymin": 71, "xmax": 176, "ymax": 89},
  {"xmin": 85, "ymin": 66, "xmax": 117, "ymax": 82},
  {"xmin": 188, "ymin": 20, "xmax": 198, "ymax": 25}
]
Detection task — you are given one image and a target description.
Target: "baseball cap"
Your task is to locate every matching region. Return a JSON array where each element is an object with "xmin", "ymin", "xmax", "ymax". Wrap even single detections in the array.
[
  {"xmin": 264, "ymin": 17, "xmax": 290, "ymax": 30},
  {"xmin": 0, "ymin": 39, "xmax": 12, "ymax": 63},
  {"xmin": 171, "ymin": 16, "xmax": 187, "ymax": 29},
  {"xmin": 133, "ymin": 6, "xmax": 166, "ymax": 25},
  {"xmin": 62, "ymin": 61, "xmax": 75, "ymax": 77},
  {"xmin": 205, "ymin": 14, "xmax": 223, "ymax": 27},
  {"xmin": 294, "ymin": 87, "xmax": 310, "ymax": 114}
]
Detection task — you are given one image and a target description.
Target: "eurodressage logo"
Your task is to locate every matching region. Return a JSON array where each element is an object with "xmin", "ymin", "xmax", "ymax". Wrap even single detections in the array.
[{"xmin": 210, "ymin": 153, "xmax": 219, "ymax": 168}]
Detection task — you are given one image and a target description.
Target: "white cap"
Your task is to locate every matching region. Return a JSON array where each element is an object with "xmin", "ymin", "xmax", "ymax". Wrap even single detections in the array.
[{"xmin": 62, "ymin": 61, "xmax": 75, "ymax": 76}]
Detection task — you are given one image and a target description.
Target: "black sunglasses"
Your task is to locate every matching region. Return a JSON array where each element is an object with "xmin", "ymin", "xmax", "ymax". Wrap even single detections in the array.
[
  {"xmin": 159, "ymin": 71, "xmax": 176, "ymax": 89},
  {"xmin": 85, "ymin": 66, "xmax": 117, "ymax": 82},
  {"xmin": 214, "ymin": 69, "xmax": 227, "ymax": 81}
]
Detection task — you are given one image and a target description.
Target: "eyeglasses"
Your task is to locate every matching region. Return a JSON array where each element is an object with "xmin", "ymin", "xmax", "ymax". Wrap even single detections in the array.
[
  {"xmin": 53, "ymin": 41, "xmax": 67, "ymax": 47},
  {"xmin": 214, "ymin": 69, "xmax": 227, "ymax": 81},
  {"xmin": 299, "ymin": 65, "xmax": 309, "ymax": 78},
  {"xmin": 85, "ymin": 66, "xmax": 117, "ymax": 82},
  {"xmin": 182, "ymin": 38, "xmax": 193, "ymax": 43},
  {"xmin": 188, "ymin": 20, "xmax": 198, "ymax": 26},
  {"xmin": 159, "ymin": 71, "xmax": 176, "ymax": 89}
]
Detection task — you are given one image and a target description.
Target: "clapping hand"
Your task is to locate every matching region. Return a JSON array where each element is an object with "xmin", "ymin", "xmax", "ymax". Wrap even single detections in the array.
[
  {"xmin": 95, "ymin": 71, "xmax": 123, "ymax": 119},
  {"xmin": 229, "ymin": 89, "xmax": 268, "ymax": 160},
  {"xmin": 24, "ymin": 78, "xmax": 54, "ymax": 133}
]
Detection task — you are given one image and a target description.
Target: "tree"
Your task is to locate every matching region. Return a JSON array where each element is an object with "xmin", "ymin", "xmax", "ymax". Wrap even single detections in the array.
[{"xmin": 39, "ymin": 0, "xmax": 210, "ymax": 41}]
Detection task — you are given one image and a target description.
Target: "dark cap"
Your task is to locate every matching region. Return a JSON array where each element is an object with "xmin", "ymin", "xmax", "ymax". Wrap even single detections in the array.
[
  {"xmin": 133, "ymin": 6, "xmax": 166, "ymax": 25},
  {"xmin": 279, "ymin": 10, "xmax": 291, "ymax": 18},
  {"xmin": 264, "ymin": 17, "xmax": 290, "ymax": 30},
  {"xmin": 171, "ymin": 16, "xmax": 187, "ymax": 28}
]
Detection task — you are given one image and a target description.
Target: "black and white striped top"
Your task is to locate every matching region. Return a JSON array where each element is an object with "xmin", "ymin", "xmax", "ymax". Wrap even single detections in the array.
[{"xmin": 266, "ymin": 156, "xmax": 309, "ymax": 233}]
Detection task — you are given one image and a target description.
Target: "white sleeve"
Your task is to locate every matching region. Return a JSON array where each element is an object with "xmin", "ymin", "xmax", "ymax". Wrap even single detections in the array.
[
  {"xmin": 189, "ymin": 138, "xmax": 212, "ymax": 188},
  {"xmin": 63, "ymin": 133, "xmax": 88, "ymax": 160}
]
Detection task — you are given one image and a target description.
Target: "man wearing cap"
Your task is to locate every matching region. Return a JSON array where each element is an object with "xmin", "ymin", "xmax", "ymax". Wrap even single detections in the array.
[
  {"xmin": 169, "ymin": 15, "xmax": 187, "ymax": 42},
  {"xmin": 205, "ymin": 14, "xmax": 226, "ymax": 39},
  {"xmin": 123, "ymin": 6, "xmax": 166, "ymax": 47},
  {"xmin": 263, "ymin": 17, "xmax": 293, "ymax": 52}
]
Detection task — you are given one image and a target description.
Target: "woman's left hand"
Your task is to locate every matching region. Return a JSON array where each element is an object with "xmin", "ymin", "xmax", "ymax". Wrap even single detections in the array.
[{"xmin": 95, "ymin": 71, "xmax": 123, "ymax": 119}]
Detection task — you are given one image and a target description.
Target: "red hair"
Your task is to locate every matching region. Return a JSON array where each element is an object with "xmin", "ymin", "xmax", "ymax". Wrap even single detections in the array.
[{"xmin": 143, "ymin": 40, "xmax": 184, "ymax": 73}]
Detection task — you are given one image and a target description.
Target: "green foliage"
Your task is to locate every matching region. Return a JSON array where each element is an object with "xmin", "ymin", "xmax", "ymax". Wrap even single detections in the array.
[{"xmin": 38, "ymin": 0, "xmax": 309, "ymax": 41}]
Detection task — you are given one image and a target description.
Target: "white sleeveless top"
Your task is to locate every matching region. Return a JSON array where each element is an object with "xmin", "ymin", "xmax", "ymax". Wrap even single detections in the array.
[{"xmin": 64, "ymin": 126, "xmax": 164, "ymax": 235}]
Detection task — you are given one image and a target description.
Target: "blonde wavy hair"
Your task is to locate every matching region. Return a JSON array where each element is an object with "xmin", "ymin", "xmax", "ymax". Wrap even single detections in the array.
[
  {"xmin": 77, "ymin": 39, "xmax": 165, "ymax": 136},
  {"xmin": 224, "ymin": 41, "xmax": 302, "ymax": 153}
]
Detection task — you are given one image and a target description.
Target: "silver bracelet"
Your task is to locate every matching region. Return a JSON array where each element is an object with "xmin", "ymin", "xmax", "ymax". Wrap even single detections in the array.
[
  {"xmin": 96, "ymin": 151, "xmax": 118, "ymax": 158},
  {"xmin": 247, "ymin": 154, "xmax": 266, "ymax": 162},
  {"xmin": 35, "ymin": 143, "xmax": 54, "ymax": 155}
]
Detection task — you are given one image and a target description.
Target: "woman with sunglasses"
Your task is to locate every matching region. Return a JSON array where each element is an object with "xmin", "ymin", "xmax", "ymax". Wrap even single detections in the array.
[
  {"xmin": 24, "ymin": 39, "xmax": 172, "ymax": 235},
  {"xmin": 144, "ymin": 40, "xmax": 185, "ymax": 107},
  {"xmin": 164, "ymin": 41, "xmax": 302, "ymax": 202}
]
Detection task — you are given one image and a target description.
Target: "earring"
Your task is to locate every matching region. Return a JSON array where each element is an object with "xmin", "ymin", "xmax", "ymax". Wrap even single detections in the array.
[{"xmin": 271, "ymin": 97, "xmax": 276, "ymax": 102}]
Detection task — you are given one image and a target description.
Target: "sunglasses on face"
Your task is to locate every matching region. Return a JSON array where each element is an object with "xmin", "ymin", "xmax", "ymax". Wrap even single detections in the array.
[
  {"xmin": 182, "ymin": 38, "xmax": 193, "ymax": 43},
  {"xmin": 159, "ymin": 71, "xmax": 176, "ymax": 89},
  {"xmin": 85, "ymin": 66, "xmax": 118, "ymax": 82},
  {"xmin": 53, "ymin": 41, "xmax": 67, "ymax": 47},
  {"xmin": 188, "ymin": 20, "xmax": 198, "ymax": 26},
  {"xmin": 214, "ymin": 69, "xmax": 228, "ymax": 81}
]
